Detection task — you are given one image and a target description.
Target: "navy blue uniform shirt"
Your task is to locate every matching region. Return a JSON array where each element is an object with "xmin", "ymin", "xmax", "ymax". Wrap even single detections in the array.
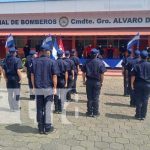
[
  {"xmin": 82, "ymin": 58, "xmax": 106, "ymax": 81},
  {"xmin": 3, "ymin": 55, "xmax": 22, "ymax": 80},
  {"xmin": 56, "ymin": 58, "xmax": 67, "ymax": 78},
  {"xmin": 121, "ymin": 55, "xmax": 133, "ymax": 69},
  {"xmin": 25, "ymin": 55, "xmax": 34, "ymax": 75},
  {"xmin": 127, "ymin": 57, "xmax": 140, "ymax": 76},
  {"xmin": 64, "ymin": 58, "xmax": 75, "ymax": 76},
  {"xmin": 131, "ymin": 60, "xmax": 150, "ymax": 84},
  {"xmin": 31, "ymin": 55, "xmax": 59, "ymax": 88},
  {"xmin": 70, "ymin": 56, "xmax": 80, "ymax": 75},
  {"xmin": 131, "ymin": 57, "xmax": 140, "ymax": 66}
]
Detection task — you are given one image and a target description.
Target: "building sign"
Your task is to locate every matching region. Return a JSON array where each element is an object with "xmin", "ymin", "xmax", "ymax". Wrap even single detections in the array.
[
  {"xmin": 0, "ymin": 12, "xmax": 150, "ymax": 29},
  {"xmin": 0, "ymin": 0, "xmax": 44, "ymax": 2},
  {"xmin": 0, "ymin": 0, "xmax": 81, "ymax": 2}
]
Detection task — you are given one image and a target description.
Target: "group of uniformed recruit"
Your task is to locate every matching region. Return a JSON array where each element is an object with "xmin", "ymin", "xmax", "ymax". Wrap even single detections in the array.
[
  {"xmin": 122, "ymin": 49, "xmax": 150, "ymax": 120},
  {"xmin": 0, "ymin": 41, "xmax": 150, "ymax": 134}
]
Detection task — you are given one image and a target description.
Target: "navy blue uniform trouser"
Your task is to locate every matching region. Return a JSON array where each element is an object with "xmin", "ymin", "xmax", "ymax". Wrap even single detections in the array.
[
  {"xmin": 66, "ymin": 76, "xmax": 73, "ymax": 100},
  {"xmin": 134, "ymin": 83, "xmax": 150, "ymax": 118},
  {"xmin": 7, "ymin": 79, "xmax": 20, "ymax": 110},
  {"xmin": 107, "ymin": 50, "xmax": 113, "ymax": 59},
  {"xmin": 27, "ymin": 74, "xmax": 35, "ymax": 99},
  {"xmin": 123, "ymin": 70, "xmax": 129, "ymax": 96},
  {"xmin": 86, "ymin": 79, "xmax": 101, "ymax": 115},
  {"xmin": 36, "ymin": 90, "xmax": 53, "ymax": 131},
  {"xmin": 72, "ymin": 74, "xmax": 77, "ymax": 93},
  {"xmin": 128, "ymin": 76, "xmax": 136, "ymax": 105},
  {"xmin": 54, "ymin": 78, "xmax": 65, "ymax": 111},
  {"xmin": 27, "ymin": 74, "xmax": 33, "ymax": 89}
]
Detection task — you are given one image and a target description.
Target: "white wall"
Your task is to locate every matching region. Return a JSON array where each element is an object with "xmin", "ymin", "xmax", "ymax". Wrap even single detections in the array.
[{"xmin": 0, "ymin": 0, "xmax": 150, "ymax": 14}]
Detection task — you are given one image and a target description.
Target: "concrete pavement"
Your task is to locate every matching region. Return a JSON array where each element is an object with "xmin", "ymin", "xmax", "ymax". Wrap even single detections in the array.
[{"xmin": 0, "ymin": 75, "xmax": 150, "ymax": 150}]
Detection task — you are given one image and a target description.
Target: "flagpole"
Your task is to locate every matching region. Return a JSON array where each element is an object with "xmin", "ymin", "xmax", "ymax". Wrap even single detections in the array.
[
  {"xmin": 137, "ymin": 32, "xmax": 140, "ymax": 50},
  {"xmin": 137, "ymin": 39, "xmax": 140, "ymax": 50}
]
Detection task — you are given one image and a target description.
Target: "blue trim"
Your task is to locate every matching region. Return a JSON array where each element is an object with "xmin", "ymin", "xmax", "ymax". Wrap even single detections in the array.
[{"xmin": 79, "ymin": 58, "xmax": 122, "ymax": 68}]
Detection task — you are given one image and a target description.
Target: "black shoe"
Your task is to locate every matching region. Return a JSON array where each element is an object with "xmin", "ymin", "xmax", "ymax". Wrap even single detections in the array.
[
  {"xmin": 39, "ymin": 129, "xmax": 44, "ymax": 134},
  {"xmin": 30, "ymin": 95, "xmax": 35, "ymax": 100},
  {"xmin": 44, "ymin": 126, "xmax": 55, "ymax": 134},
  {"xmin": 141, "ymin": 115, "xmax": 146, "ymax": 120},
  {"xmin": 130, "ymin": 104, "xmax": 136, "ymax": 107},
  {"xmin": 53, "ymin": 110, "xmax": 59, "ymax": 114},
  {"xmin": 141, "ymin": 118, "xmax": 145, "ymax": 121},
  {"xmin": 135, "ymin": 115, "xmax": 141, "ymax": 120},
  {"xmin": 86, "ymin": 112, "xmax": 93, "ymax": 117},
  {"xmin": 93, "ymin": 112, "xmax": 100, "ymax": 118},
  {"xmin": 58, "ymin": 111, "xmax": 62, "ymax": 114}
]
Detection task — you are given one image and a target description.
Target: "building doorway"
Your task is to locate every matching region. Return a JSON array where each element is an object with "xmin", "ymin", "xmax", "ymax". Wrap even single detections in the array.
[{"xmin": 0, "ymin": 38, "xmax": 6, "ymax": 59}]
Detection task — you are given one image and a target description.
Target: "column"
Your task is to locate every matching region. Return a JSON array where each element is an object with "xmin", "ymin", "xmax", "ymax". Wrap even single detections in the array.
[
  {"xmin": 148, "ymin": 36, "xmax": 150, "ymax": 47},
  {"xmin": 93, "ymin": 36, "xmax": 97, "ymax": 48},
  {"xmin": 72, "ymin": 36, "xmax": 76, "ymax": 49}
]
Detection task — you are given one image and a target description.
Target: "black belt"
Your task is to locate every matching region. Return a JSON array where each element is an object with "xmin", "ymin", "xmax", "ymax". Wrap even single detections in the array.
[{"xmin": 87, "ymin": 77, "xmax": 100, "ymax": 82}]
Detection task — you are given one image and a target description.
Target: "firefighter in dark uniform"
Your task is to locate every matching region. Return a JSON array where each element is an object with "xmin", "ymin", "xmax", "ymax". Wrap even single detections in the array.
[
  {"xmin": 131, "ymin": 50, "xmax": 150, "ymax": 120},
  {"xmin": 119, "ymin": 45, "xmax": 126, "ymax": 59},
  {"xmin": 46, "ymin": 49, "xmax": 55, "ymax": 60},
  {"xmin": 128, "ymin": 50, "xmax": 141, "ymax": 107},
  {"xmin": 121, "ymin": 49, "xmax": 133, "ymax": 96},
  {"xmin": 70, "ymin": 49, "xmax": 80, "ymax": 94},
  {"xmin": 82, "ymin": 49, "xmax": 106, "ymax": 117},
  {"xmin": 3, "ymin": 47, "xmax": 22, "ymax": 111},
  {"xmin": 54, "ymin": 50, "xmax": 68, "ymax": 113},
  {"xmin": 146, "ymin": 47, "xmax": 150, "ymax": 61},
  {"xmin": 64, "ymin": 51, "xmax": 75, "ymax": 101},
  {"xmin": 0, "ymin": 60, "xmax": 2, "ymax": 81},
  {"xmin": 25, "ymin": 50, "xmax": 36, "ymax": 100},
  {"xmin": 31, "ymin": 44, "xmax": 59, "ymax": 134}
]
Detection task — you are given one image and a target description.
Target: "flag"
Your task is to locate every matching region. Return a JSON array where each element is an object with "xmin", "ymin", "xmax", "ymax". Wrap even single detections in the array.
[
  {"xmin": 52, "ymin": 37, "xmax": 59, "ymax": 59},
  {"xmin": 5, "ymin": 34, "xmax": 15, "ymax": 48},
  {"xmin": 127, "ymin": 32, "xmax": 140, "ymax": 50},
  {"xmin": 42, "ymin": 35, "xmax": 53, "ymax": 49},
  {"xmin": 58, "ymin": 37, "xmax": 64, "ymax": 51}
]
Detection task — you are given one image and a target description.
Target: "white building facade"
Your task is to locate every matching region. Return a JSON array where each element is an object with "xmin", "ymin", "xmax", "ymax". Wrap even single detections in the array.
[{"xmin": 0, "ymin": 0, "xmax": 150, "ymax": 58}]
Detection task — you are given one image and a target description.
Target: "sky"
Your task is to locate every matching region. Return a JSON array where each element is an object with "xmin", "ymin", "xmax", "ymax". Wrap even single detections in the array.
[
  {"xmin": 0, "ymin": 0, "xmax": 42, "ymax": 2},
  {"xmin": 0, "ymin": 0, "xmax": 78, "ymax": 2}
]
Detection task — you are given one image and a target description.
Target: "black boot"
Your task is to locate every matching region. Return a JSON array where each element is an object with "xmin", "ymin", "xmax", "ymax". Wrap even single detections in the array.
[
  {"xmin": 38, "ymin": 123, "xmax": 44, "ymax": 134},
  {"xmin": 58, "ymin": 99, "xmax": 62, "ymax": 113},
  {"xmin": 30, "ymin": 95, "xmax": 35, "ymax": 100},
  {"xmin": 54, "ymin": 95, "xmax": 59, "ymax": 113}
]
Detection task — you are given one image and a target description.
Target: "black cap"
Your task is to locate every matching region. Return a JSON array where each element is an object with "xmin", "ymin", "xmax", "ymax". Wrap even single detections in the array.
[{"xmin": 140, "ymin": 50, "xmax": 148, "ymax": 59}]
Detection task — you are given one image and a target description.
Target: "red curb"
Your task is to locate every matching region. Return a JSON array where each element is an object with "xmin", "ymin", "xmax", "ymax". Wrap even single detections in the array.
[{"xmin": 78, "ymin": 69, "xmax": 122, "ymax": 76}]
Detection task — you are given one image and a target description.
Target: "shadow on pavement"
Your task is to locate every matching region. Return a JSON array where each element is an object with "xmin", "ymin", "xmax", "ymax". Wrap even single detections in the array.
[
  {"xmin": 71, "ymin": 99, "xmax": 86, "ymax": 103},
  {"xmin": 66, "ymin": 111, "xmax": 86, "ymax": 117},
  {"xmin": 77, "ymin": 92, "xmax": 86, "ymax": 95},
  {"xmin": 6, "ymin": 124, "xmax": 37, "ymax": 134},
  {"xmin": 20, "ymin": 97, "xmax": 32, "ymax": 101},
  {"xmin": 0, "ymin": 90, "xmax": 7, "ymax": 93},
  {"xmin": 104, "ymin": 93, "xmax": 123, "ymax": 97},
  {"xmin": 21, "ymin": 83, "xmax": 28, "ymax": 86},
  {"xmin": 105, "ymin": 102, "xmax": 129, "ymax": 107},
  {"xmin": 105, "ymin": 113, "xmax": 134, "ymax": 120},
  {"xmin": 0, "ymin": 107, "xmax": 11, "ymax": 112},
  {"xmin": 78, "ymin": 100, "xmax": 87, "ymax": 103}
]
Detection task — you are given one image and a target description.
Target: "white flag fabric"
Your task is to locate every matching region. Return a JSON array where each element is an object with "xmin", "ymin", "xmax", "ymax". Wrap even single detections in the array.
[
  {"xmin": 52, "ymin": 38, "xmax": 59, "ymax": 59},
  {"xmin": 127, "ymin": 32, "xmax": 140, "ymax": 50}
]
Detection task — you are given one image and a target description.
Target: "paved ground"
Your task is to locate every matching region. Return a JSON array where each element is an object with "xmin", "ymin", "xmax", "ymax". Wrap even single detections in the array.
[{"xmin": 0, "ymin": 74, "xmax": 150, "ymax": 150}]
